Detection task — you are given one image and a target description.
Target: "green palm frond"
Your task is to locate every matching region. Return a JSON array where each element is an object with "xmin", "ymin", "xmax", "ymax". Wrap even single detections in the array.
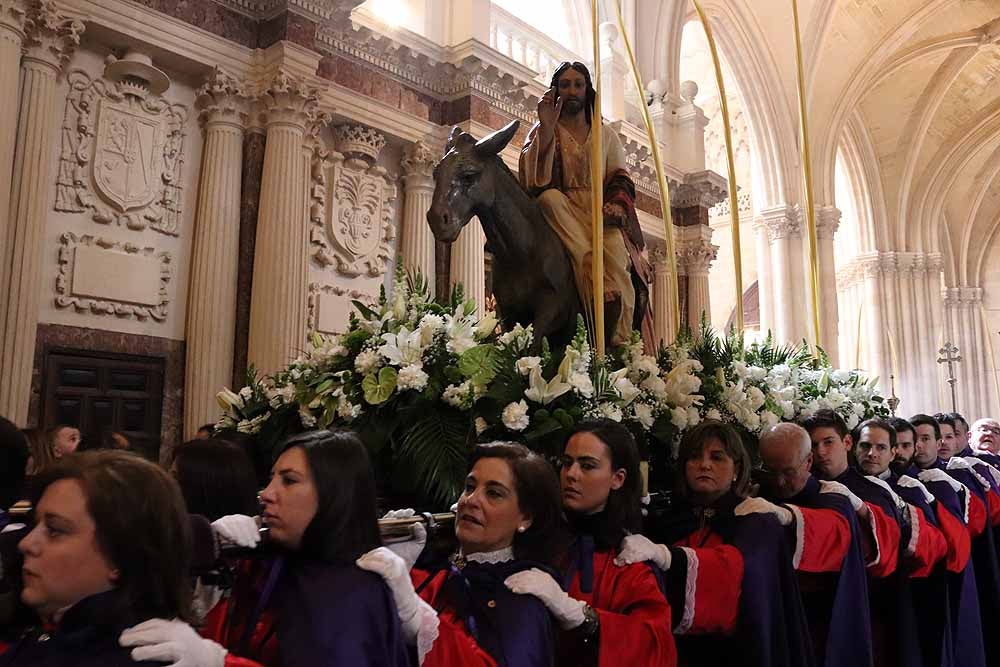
[{"xmin": 397, "ymin": 408, "xmax": 474, "ymax": 505}]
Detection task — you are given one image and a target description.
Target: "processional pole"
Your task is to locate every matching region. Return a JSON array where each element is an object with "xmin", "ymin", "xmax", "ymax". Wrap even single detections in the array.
[
  {"xmin": 937, "ymin": 342, "xmax": 962, "ymax": 413},
  {"xmin": 588, "ymin": 0, "xmax": 606, "ymax": 357}
]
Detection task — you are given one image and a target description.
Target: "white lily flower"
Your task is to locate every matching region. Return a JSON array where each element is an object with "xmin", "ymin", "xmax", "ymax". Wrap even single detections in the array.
[
  {"xmin": 444, "ymin": 307, "xmax": 477, "ymax": 354},
  {"xmin": 524, "ymin": 366, "xmax": 572, "ymax": 405},
  {"xmin": 475, "ymin": 313, "xmax": 499, "ymax": 339},
  {"xmin": 516, "ymin": 356, "xmax": 542, "ymax": 376},
  {"xmin": 379, "ymin": 327, "xmax": 424, "ymax": 366},
  {"xmin": 216, "ymin": 388, "xmax": 245, "ymax": 412}
]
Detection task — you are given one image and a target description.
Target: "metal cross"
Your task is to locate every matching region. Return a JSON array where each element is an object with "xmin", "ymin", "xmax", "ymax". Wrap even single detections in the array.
[{"xmin": 937, "ymin": 342, "xmax": 962, "ymax": 413}]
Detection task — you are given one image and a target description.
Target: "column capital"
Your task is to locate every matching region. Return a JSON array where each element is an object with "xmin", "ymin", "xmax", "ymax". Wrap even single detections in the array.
[
  {"xmin": 0, "ymin": 0, "xmax": 29, "ymax": 42},
  {"xmin": 254, "ymin": 69, "xmax": 324, "ymax": 131},
  {"xmin": 757, "ymin": 205, "xmax": 802, "ymax": 242},
  {"xmin": 675, "ymin": 226, "xmax": 718, "ymax": 276},
  {"xmin": 816, "ymin": 205, "xmax": 841, "ymax": 240},
  {"xmin": 401, "ymin": 140, "xmax": 436, "ymax": 181},
  {"xmin": 22, "ymin": 0, "xmax": 82, "ymax": 70},
  {"xmin": 197, "ymin": 67, "xmax": 250, "ymax": 129}
]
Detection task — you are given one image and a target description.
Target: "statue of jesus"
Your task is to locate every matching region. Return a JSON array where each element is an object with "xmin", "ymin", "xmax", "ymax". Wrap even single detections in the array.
[{"xmin": 519, "ymin": 61, "xmax": 652, "ymax": 349}]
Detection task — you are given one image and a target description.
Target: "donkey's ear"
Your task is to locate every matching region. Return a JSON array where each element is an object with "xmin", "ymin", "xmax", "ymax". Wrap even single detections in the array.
[
  {"xmin": 446, "ymin": 125, "xmax": 474, "ymax": 152},
  {"xmin": 474, "ymin": 120, "xmax": 520, "ymax": 157}
]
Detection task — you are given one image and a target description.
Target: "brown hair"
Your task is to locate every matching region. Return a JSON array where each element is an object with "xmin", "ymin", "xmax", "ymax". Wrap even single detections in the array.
[
  {"xmin": 675, "ymin": 421, "xmax": 753, "ymax": 499},
  {"xmin": 22, "ymin": 428, "xmax": 55, "ymax": 474},
  {"xmin": 32, "ymin": 450, "xmax": 193, "ymax": 622},
  {"xmin": 468, "ymin": 442, "xmax": 568, "ymax": 566}
]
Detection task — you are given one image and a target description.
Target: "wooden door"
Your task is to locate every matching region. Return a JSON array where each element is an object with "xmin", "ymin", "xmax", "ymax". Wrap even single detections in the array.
[{"xmin": 41, "ymin": 350, "xmax": 164, "ymax": 461}]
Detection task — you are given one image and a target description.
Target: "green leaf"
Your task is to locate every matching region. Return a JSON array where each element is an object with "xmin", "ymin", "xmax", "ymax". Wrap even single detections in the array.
[
  {"xmin": 352, "ymin": 300, "xmax": 378, "ymax": 321},
  {"xmin": 397, "ymin": 408, "xmax": 473, "ymax": 504},
  {"xmin": 362, "ymin": 367, "xmax": 398, "ymax": 405},
  {"xmin": 458, "ymin": 345, "xmax": 499, "ymax": 384}
]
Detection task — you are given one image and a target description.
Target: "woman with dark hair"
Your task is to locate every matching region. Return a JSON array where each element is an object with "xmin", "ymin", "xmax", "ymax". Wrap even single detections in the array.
[
  {"xmin": 121, "ymin": 429, "xmax": 409, "ymax": 667},
  {"xmin": 617, "ymin": 421, "xmax": 814, "ymax": 667},
  {"xmin": 170, "ymin": 439, "xmax": 259, "ymax": 522},
  {"xmin": 360, "ymin": 441, "xmax": 564, "ymax": 666},
  {"xmin": 22, "ymin": 428, "xmax": 54, "ymax": 476},
  {"xmin": 504, "ymin": 420, "xmax": 675, "ymax": 666},
  {"xmin": 0, "ymin": 450, "xmax": 194, "ymax": 666}
]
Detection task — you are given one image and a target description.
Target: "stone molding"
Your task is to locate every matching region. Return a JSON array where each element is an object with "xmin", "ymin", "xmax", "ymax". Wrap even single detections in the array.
[
  {"xmin": 255, "ymin": 68, "xmax": 325, "ymax": 129},
  {"xmin": 0, "ymin": 0, "xmax": 28, "ymax": 42},
  {"xmin": 401, "ymin": 139, "xmax": 436, "ymax": 181},
  {"xmin": 757, "ymin": 205, "xmax": 802, "ymax": 242},
  {"xmin": 197, "ymin": 67, "xmax": 250, "ymax": 128},
  {"xmin": 816, "ymin": 205, "xmax": 841, "ymax": 240},
  {"xmin": 54, "ymin": 67, "xmax": 189, "ymax": 236},
  {"xmin": 675, "ymin": 225, "xmax": 717, "ymax": 276},
  {"xmin": 307, "ymin": 281, "xmax": 375, "ymax": 334},
  {"xmin": 22, "ymin": 0, "xmax": 82, "ymax": 69},
  {"xmin": 671, "ymin": 170, "xmax": 728, "ymax": 209},
  {"xmin": 55, "ymin": 232, "xmax": 172, "ymax": 321}
]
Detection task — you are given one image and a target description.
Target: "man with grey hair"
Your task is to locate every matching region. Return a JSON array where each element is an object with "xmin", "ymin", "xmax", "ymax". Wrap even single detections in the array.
[
  {"xmin": 970, "ymin": 418, "xmax": 1000, "ymax": 467},
  {"xmin": 740, "ymin": 422, "xmax": 875, "ymax": 667}
]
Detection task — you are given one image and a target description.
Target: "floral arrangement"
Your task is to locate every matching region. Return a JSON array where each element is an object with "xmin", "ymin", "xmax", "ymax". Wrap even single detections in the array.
[{"xmin": 216, "ymin": 270, "xmax": 888, "ymax": 506}]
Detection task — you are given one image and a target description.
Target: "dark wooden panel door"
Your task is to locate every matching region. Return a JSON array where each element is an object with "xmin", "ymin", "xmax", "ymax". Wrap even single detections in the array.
[{"xmin": 41, "ymin": 351, "xmax": 164, "ymax": 461}]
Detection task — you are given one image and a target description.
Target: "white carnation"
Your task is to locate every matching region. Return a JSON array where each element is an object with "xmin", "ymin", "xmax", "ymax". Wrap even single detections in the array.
[
  {"xmin": 442, "ymin": 381, "xmax": 472, "ymax": 408},
  {"xmin": 355, "ymin": 348, "xmax": 380, "ymax": 374},
  {"xmin": 670, "ymin": 406, "xmax": 689, "ymax": 429},
  {"xmin": 633, "ymin": 403, "xmax": 655, "ymax": 429},
  {"xmin": 746, "ymin": 386, "xmax": 766, "ymax": 411},
  {"xmin": 337, "ymin": 400, "xmax": 362, "ymax": 421},
  {"xmin": 502, "ymin": 400, "xmax": 530, "ymax": 431},
  {"xmin": 397, "ymin": 364, "xmax": 429, "ymax": 391},
  {"xmin": 705, "ymin": 408, "xmax": 723, "ymax": 421},
  {"xmin": 686, "ymin": 406, "xmax": 702, "ymax": 428},
  {"xmin": 598, "ymin": 402, "xmax": 624, "ymax": 422},
  {"xmin": 615, "ymin": 376, "xmax": 641, "ymax": 404},
  {"xmin": 516, "ymin": 356, "xmax": 542, "ymax": 376},
  {"xmin": 761, "ymin": 409, "xmax": 780, "ymax": 429},
  {"xmin": 569, "ymin": 372, "xmax": 595, "ymax": 398}
]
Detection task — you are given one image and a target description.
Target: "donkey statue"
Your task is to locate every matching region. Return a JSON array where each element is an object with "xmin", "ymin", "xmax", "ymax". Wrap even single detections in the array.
[{"xmin": 427, "ymin": 120, "xmax": 580, "ymax": 348}]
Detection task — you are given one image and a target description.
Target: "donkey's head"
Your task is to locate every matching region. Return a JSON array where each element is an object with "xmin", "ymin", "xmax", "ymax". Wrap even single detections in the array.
[{"xmin": 427, "ymin": 120, "xmax": 520, "ymax": 243}]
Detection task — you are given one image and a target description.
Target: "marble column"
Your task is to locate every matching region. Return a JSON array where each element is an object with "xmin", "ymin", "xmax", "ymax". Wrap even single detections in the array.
[
  {"xmin": 816, "ymin": 206, "xmax": 841, "ymax": 366},
  {"xmin": 760, "ymin": 205, "xmax": 804, "ymax": 345},
  {"xmin": 651, "ymin": 246, "xmax": 676, "ymax": 346},
  {"xmin": 400, "ymin": 140, "xmax": 436, "ymax": 283},
  {"xmin": 753, "ymin": 219, "xmax": 774, "ymax": 336},
  {"xmin": 247, "ymin": 72, "xmax": 321, "ymax": 375},
  {"xmin": 450, "ymin": 220, "xmax": 486, "ymax": 317},
  {"xmin": 0, "ymin": 2, "xmax": 82, "ymax": 424},
  {"xmin": 232, "ymin": 127, "xmax": 266, "ymax": 388},
  {"xmin": 676, "ymin": 224, "xmax": 717, "ymax": 334},
  {"xmin": 0, "ymin": 0, "xmax": 27, "ymax": 313},
  {"xmin": 183, "ymin": 70, "xmax": 247, "ymax": 438}
]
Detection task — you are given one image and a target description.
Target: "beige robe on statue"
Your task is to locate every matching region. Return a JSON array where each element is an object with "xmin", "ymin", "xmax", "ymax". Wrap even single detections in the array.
[{"xmin": 519, "ymin": 120, "xmax": 634, "ymax": 345}]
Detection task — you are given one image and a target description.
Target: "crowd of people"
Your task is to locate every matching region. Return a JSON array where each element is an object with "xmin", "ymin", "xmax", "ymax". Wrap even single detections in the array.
[{"xmin": 2, "ymin": 407, "xmax": 1000, "ymax": 667}]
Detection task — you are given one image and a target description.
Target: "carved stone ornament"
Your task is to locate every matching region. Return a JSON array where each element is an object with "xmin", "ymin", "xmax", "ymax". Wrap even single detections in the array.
[
  {"xmin": 307, "ymin": 282, "xmax": 376, "ymax": 334},
  {"xmin": 54, "ymin": 68, "xmax": 189, "ymax": 236},
  {"xmin": 311, "ymin": 125, "xmax": 397, "ymax": 277},
  {"xmin": 56, "ymin": 232, "xmax": 172, "ymax": 321}
]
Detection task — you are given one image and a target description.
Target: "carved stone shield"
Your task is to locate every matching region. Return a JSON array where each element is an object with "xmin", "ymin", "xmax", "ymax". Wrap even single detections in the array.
[
  {"xmin": 94, "ymin": 99, "xmax": 165, "ymax": 212},
  {"xmin": 330, "ymin": 169, "xmax": 384, "ymax": 258}
]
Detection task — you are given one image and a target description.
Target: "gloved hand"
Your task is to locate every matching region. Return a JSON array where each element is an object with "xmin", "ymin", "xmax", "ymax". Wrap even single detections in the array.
[
  {"xmin": 505, "ymin": 568, "xmax": 586, "ymax": 629},
  {"xmin": 818, "ymin": 480, "xmax": 868, "ymax": 517},
  {"xmin": 382, "ymin": 509, "xmax": 427, "ymax": 571},
  {"xmin": 357, "ymin": 546, "xmax": 430, "ymax": 643},
  {"xmin": 614, "ymin": 534, "xmax": 671, "ymax": 570},
  {"xmin": 734, "ymin": 497, "xmax": 794, "ymax": 526},
  {"xmin": 211, "ymin": 514, "xmax": 260, "ymax": 549},
  {"xmin": 119, "ymin": 618, "xmax": 227, "ymax": 667}
]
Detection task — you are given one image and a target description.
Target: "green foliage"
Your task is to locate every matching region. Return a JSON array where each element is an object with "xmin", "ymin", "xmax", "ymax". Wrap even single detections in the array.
[
  {"xmin": 397, "ymin": 408, "xmax": 474, "ymax": 504},
  {"xmin": 362, "ymin": 367, "xmax": 398, "ymax": 405},
  {"xmin": 458, "ymin": 345, "xmax": 499, "ymax": 384}
]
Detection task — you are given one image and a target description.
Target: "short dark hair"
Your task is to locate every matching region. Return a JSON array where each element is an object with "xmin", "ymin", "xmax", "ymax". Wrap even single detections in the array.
[
  {"xmin": 468, "ymin": 442, "xmax": 566, "ymax": 566},
  {"xmin": 277, "ymin": 430, "xmax": 381, "ymax": 564},
  {"xmin": 949, "ymin": 413, "xmax": 968, "ymax": 431},
  {"xmin": 171, "ymin": 439, "xmax": 259, "ymax": 521},
  {"xmin": 934, "ymin": 413, "xmax": 957, "ymax": 432},
  {"xmin": 910, "ymin": 414, "xmax": 941, "ymax": 440},
  {"xmin": 855, "ymin": 418, "xmax": 896, "ymax": 449},
  {"xmin": 549, "ymin": 61, "xmax": 597, "ymax": 125},
  {"xmin": 32, "ymin": 450, "xmax": 193, "ymax": 621},
  {"xmin": 888, "ymin": 417, "xmax": 915, "ymax": 441},
  {"xmin": 676, "ymin": 421, "xmax": 753, "ymax": 499},
  {"xmin": 800, "ymin": 409, "xmax": 850, "ymax": 439},
  {"xmin": 568, "ymin": 420, "xmax": 642, "ymax": 546},
  {"xmin": 0, "ymin": 417, "xmax": 28, "ymax": 508}
]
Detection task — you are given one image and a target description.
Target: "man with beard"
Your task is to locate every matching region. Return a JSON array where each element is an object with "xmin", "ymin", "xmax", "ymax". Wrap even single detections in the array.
[
  {"xmin": 519, "ymin": 61, "xmax": 652, "ymax": 348},
  {"xmin": 802, "ymin": 410, "xmax": 917, "ymax": 667},
  {"xmin": 755, "ymin": 423, "xmax": 873, "ymax": 667},
  {"xmin": 888, "ymin": 417, "xmax": 917, "ymax": 473}
]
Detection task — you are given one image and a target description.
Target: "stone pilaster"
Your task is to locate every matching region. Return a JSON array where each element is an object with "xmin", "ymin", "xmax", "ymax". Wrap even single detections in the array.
[
  {"xmin": 752, "ymin": 219, "xmax": 774, "ymax": 336},
  {"xmin": 0, "ymin": 0, "xmax": 82, "ymax": 423},
  {"xmin": 760, "ymin": 205, "xmax": 806, "ymax": 344},
  {"xmin": 247, "ymin": 71, "xmax": 322, "ymax": 375},
  {"xmin": 816, "ymin": 205, "xmax": 841, "ymax": 365},
  {"xmin": 183, "ymin": 69, "xmax": 248, "ymax": 438},
  {"xmin": 400, "ymin": 140, "xmax": 437, "ymax": 283},
  {"xmin": 651, "ymin": 246, "xmax": 677, "ymax": 346},
  {"xmin": 0, "ymin": 0, "xmax": 28, "ymax": 314}
]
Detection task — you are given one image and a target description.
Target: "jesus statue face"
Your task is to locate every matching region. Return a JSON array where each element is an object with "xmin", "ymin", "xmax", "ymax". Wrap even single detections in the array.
[{"xmin": 556, "ymin": 67, "xmax": 588, "ymax": 118}]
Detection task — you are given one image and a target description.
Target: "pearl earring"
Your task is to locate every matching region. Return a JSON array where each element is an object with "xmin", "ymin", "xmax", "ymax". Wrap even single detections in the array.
[{"xmin": 517, "ymin": 525, "xmax": 527, "ymax": 533}]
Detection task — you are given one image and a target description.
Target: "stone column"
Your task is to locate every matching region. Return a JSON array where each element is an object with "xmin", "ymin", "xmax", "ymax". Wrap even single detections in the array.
[
  {"xmin": 752, "ymin": 219, "xmax": 774, "ymax": 336},
  {"xmin": 676, "ymin": 224, "xmax": 717, "ymax": 333},
  {"xmin": 651, "ymin": 246, "xmax": 677, "ymax": 346},
  {"xmin": 861, "ymin": 257, "xmax": 887, "ymax": 380},
  {"xmin": 816, "ymin": 206, "xmax": 841, "ymax": 365},
  {"xmin": 0, "ymin": 2, "xmax": 82, "ymax": 424},
  {"xmin": 400, "ymin": 140, "xmax": 436, "ymax": 282},
  {"xmin": 247, "ymin": 72, "xmax": 321, "ymax": 375},
  {"xmin": 450, "ymin": 220, "xmax": 486, "ymax": 317},
  {"xmin": 183, "ymin": 70, "xmax": 247, "ymax": 438},
  {"xmin": 760, "ymin": 205, "xmax": 805, "ymax": 345},
  {"xmin": 0, "ymin": 0, "xmax": 27, "ymax": 309}
]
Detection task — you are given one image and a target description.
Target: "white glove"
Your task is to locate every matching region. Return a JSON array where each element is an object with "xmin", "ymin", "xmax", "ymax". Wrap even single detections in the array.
[
  {"xmin": 357, "ymin": 546, "xmax": 429, "ymax": 643},
  {"xmin": 734, "ymin": 497, "xmax": 795, "ymax": 526},
  {"xmin": 614, "ymin": 534, "xmax": 671, "ymax": 570},
  {"xmin": 505, "ymin": 568, "xmax": 586, "ymax": 629},
  {"xmin": 818, "ymin": 480, "xmax": 865, "ymax": 512},
  {"xmin": 119, "ymin": 618, "xmax": 227, "ymax": 667},
  {"xmin": 211, "ymin": 514, "xmax": 260, "ymax": 548},
  {"xmin": 382, "ymin": 509, "xmax": 427, "ymax": 571}
]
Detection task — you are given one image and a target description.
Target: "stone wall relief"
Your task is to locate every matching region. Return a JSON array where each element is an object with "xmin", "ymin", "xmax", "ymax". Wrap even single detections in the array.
[
  {"xmin": 310, "ymin": 123, "xmax": 397, "ymax": 277},
  {"xmin": 54, "ymin": 51, "xmax": 189, "ymax": 236},
  {"xmin": 55, "ymin": 232, "xmax": 172, "ymax": 321},
  {"xmin": 307, "ymin": 282, "xmax": 377, "ymax": 335}
]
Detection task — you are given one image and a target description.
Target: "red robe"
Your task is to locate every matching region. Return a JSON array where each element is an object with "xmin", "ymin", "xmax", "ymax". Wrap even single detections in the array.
[
  {"xmin": 669, "ymin": 528, "xmax": 743, "ymax": 635},
  {"xmin": 561, "ymin": 547, "xmax": 676, "ymax": 667},
  {"xmin": 902, "ymin": 501, "xmax": 949, "ymax": 578},
  {"xmin": 411, "ymin": 569, "xmax": 499, "ymax": 667}
]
